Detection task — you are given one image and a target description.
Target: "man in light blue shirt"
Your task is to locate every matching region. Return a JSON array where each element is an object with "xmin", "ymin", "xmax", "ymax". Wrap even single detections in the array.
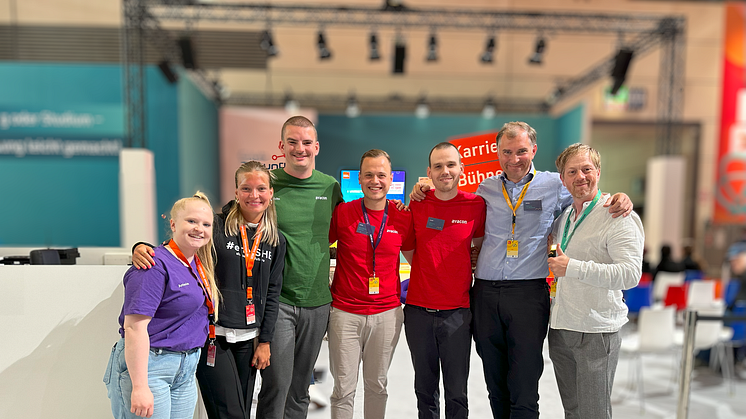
[{"xmin": 470, "ymin": 122, "xmax": 631, "ymax": 419}]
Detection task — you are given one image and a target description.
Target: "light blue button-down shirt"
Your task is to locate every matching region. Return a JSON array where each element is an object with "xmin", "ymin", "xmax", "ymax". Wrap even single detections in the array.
[{"xmin": 475, "ymin": 164, "xmax": 572, "ymax": 281}]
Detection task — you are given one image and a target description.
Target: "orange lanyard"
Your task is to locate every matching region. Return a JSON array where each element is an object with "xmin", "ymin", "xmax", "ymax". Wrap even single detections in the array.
[
  {"xmin": 168, "ymin": 239, "xmax": 215, "ymax": 340},
  {"xmin": 500, "ymin": 168, "xmax": 535, "ymax": 238},
  {"xmin": 239, "ymin": 224, "xmax": 263, "ymax": 301}
]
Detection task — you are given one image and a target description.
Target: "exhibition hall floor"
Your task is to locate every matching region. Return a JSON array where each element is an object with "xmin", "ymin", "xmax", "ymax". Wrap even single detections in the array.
[{"xmin": 301, "ymin": 327, "xmax": 746, "ymax": 419}]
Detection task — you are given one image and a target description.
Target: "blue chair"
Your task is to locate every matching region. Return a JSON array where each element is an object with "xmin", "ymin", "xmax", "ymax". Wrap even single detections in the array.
[
  {"xmin": 731, "ymin": 301, "xmax": 746, "ymax": 343},
  {"xmin": 624, "ymin": 284, "xmax": 652, "ymax": 316},
  {"xmin": 684, "ymin": 269, "xmax": 704, "ymax": 282},
  {"xmin": 725, "ymin": 280, "xmax": 741, "ymax": 308},
  {"xmin": 400, "ymin": 278, "xmax": 410, "ymax": 304}
]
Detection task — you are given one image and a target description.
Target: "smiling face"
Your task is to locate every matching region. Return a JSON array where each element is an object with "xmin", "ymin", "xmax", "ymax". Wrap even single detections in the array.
[
  {"xmin": 560, "ymin": 151, "xmax": 600, "ymax": 202},
  {"xmin": 280, "ymin": 125, "xmax": 319, "ymax": 176},
  {"xmin": 235, "ymin": 170, "xmax": 273, "ymax": 224},
  {"xmin": 170, "ymin": 200, "xmax": 213, "ymax": 256},
  {"xmin": 498, "ymin": 130, "xmax": 537, "ymax": 183},
  {"xmin": 428, "ymin": 146, "xmax": 463, "ymax": 196},
  {"xmin": 359, "ymin": 156, "xmax": 392, "ymax": 206}
]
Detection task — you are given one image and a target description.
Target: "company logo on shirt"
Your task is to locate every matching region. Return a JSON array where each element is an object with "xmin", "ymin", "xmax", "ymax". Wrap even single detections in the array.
[
  {"xmin": 452, "ymin": 219, "xmax": 468, "ymax": 224},
  {"xmin": 178, "ymin": 283, "xmax": 190, "ymax": 288},
  {"xmin": 316, "ymin": 196, "xmax": 328, "ymax": 200},
  {"xmin": 386, "ymin": 229, "xmax": 398, "ymax": 234}
]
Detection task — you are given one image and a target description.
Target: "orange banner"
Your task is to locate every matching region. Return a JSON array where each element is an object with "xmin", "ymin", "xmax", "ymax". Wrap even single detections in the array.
[
  {"xmin": 449, "ymin": 132, "xmax": 502, "ymax": 193},
  {"xmin": 716, "ymin": 3, "xmax": 746, "ymax": 223}
]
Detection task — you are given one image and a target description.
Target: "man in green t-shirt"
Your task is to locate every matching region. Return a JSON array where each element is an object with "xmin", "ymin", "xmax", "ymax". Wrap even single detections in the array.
[{"xmin": 257, "ymin": 115, "xmax": 344, "ymax": 419}]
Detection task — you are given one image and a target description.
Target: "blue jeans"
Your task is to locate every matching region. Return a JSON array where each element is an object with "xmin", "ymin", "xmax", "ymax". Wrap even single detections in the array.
[{"xmin": 104, "ymin": 338, "xmax": 201, "ymax": 419}]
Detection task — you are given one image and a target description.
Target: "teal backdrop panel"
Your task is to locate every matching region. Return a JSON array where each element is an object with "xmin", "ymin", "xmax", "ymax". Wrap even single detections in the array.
[
  {"xmin": 177, "ymin": 71, "xmax": 220, "ymax": 207},
  {"xmin": 146, "ymin": 67, "xmax": 181, "ymax": 243},
  {"xmin": 0, "ymin": 63, "xmax": 183, "ymax": 247},
  {"xmin": 555, "ymin": 103, "xmax": 586, "ymax": 160},
  {"xmin": 315, "ymin": 114, "xmax": 560, "ymax": 203}
]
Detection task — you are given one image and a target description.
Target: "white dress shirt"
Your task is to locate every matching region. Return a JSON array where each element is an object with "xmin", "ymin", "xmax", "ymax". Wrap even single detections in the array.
[{"xmin": 550, "ymin": 193, "xmax": 644, "ymax": 333}]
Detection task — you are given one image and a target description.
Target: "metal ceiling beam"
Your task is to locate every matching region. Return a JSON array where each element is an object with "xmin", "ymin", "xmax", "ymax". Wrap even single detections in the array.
[
  {"xmin": 225, "ymin": 92, "xmax": 545, "ymax": 114},
  {"xmin": 146, "ymin": 1, "xmax": 668, "ymax": 34}
]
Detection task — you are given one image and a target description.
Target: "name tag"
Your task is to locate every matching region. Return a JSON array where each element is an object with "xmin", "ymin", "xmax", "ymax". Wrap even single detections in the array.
[
  {"xmin": 426, "ymin": 217, "xmax": 445, "ymax": 230},
  {"xmin": 524, "ymin": 200, "xmax": 542, "ymax": 211},
  {"xmin": 506, "ymin": 240, "xmax": 519, "ymax": 258},
  {"xmin": 356, "ymin": 222, "xmax": 375, "ymax": 235}
]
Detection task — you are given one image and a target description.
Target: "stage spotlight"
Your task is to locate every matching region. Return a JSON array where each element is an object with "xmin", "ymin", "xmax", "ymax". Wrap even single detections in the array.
[
  {"xmin": 610, "ymin": 48, "xmax": 634, "ymax": 95},
  {"xmin": 284, "ymin": 94, "xmax": 300, "ymax": 114},
  {"xmin": 415, "ymin": 96, "xmax": 429, "ymax": 119},
  {"xmin": 480, "ymin": 35, "xmax": 496, "ymax": 64},
  {"xmin": 178, "ymin": 36, "xmax": 196, "ymax": 69},
  {"xmin": 157, "ymin": 60, "xmax": 178, "ymax": 84},
  {"xmin": 383, "ymin": 0, "xmax": 407, "ymax": 12},
  {"xmin": 369, "ymin": 32, "xmax": 381, "ymax": 60},
  {"xmin": 345, "ymin": 95, "xmax": 361, "ymax": 118},
  {"xmin": 260, "ymin": 29, "xmax": 279, "ymax": 57},
  {"xmin": 426, "ymin": 34, "xmax": 438, "ymax": 62},
  {"xmin": 317, "ymin": 30, "xmax": 332, "ymax": 60},
  {"xmin": 393, "ymin": 35, "xmax": 406, "ymax": 74},
  {"xmin": 528, "ymin": 36, "xmax": 546, "ymax": 65},
  {"xmin": 482, "ymin": 98, "xmax": 496, "ymax": 119}
]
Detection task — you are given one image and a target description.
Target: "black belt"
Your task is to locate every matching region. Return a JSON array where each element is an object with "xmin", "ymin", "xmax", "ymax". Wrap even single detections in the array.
[{"xmin": 407, "ymin": 304, "xmax": 460, "ymax": 313}]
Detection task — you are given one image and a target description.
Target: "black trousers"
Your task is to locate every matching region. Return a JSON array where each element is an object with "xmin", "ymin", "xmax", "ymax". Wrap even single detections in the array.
[
  {"xmin": 196, "ymin": 336, "xmax": 257, "ymax": 419},
  {"xmin": 471, "ymin": 278, "xmax": 550, "ymax": 419},
  {"xmin": 404, "ymin": 305, "xmax": 472, "ymax": 419}
]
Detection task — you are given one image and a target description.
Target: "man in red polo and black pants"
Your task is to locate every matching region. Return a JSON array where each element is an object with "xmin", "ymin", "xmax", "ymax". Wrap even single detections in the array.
[{"xmin": 404, "ymin": 142, "xmax": 486, "ymax": 419}]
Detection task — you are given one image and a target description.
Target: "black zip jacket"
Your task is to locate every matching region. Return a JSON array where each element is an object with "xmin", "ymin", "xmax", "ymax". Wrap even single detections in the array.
[{"xmin": 212, "ymin": 202, "xmax": 286, "ymax": 343}]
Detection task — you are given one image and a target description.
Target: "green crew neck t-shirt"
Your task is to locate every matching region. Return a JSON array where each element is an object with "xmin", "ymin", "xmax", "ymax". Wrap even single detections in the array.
[{"xmin": 272, "ymin": 168, "xmax": 344, "ymax": 307}]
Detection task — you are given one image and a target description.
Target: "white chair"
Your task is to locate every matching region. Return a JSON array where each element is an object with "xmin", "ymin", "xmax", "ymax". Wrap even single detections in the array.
[
  {"xmin": 687, "ymin": 280, "xmax": 716, "ymax": 308},
  {"xmin": 653, "ymin": 271, "xmax": 685, "ymax": 302},
  {"xmin": 621, "ymin": 306, "xmax": 677, "ymax": 413}
]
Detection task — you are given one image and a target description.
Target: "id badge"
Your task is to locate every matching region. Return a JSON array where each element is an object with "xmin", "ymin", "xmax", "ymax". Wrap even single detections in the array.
[
  {"xmin": 549, "ymin": 278, "xmax": 557, "ymax": 298},
  {"xmin": 369, "ymin": 276, "xmax": 380, "ymax": 295},
  {"xmin": 426, "ymin": 217, "xmax": 445, "ymax": 230},
  {"xmin": 506, "ymin": 240, "xmax": 519, "ymax": 258},
  {"xmin": 206, "ymin": 342, "xmax": 216, "ymax": 367},
  {"xmin": 246, "ymin": 304, "xmax": 256, "ymax": 325}
]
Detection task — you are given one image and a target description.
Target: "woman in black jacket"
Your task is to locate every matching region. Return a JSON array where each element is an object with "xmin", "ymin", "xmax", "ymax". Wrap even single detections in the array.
[{"xmin": 134, "ymin": 161, "xmax": 285, "ymax": 419}]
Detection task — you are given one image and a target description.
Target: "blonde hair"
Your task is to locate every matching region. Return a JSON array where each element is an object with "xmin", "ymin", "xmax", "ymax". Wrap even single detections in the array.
[
  {"xmin": 224, "ymin": 161, "xmax": 280, "ymax": 247},
  {"xmin": 555, "ymin": 143, "xmax": 601, "ymax": 175},
  {"xmin": 170, "ymin": 191, "xmax": 220, "ymax": 320}
]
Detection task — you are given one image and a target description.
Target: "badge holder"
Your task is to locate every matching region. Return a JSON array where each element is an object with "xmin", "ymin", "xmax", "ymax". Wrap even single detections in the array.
[
  {"xmin": 246, "ymin": 286, "xmax": 256, "ymax": 325},
  {"xmin": 369, "ymin": 274, "xmax": 380, "ymax": 295}
]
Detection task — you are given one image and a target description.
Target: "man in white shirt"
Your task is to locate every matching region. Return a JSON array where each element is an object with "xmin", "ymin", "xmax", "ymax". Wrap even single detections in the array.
[{"xmin": 547, "ymin": 143, "xmax": 644, "ymax": 419}]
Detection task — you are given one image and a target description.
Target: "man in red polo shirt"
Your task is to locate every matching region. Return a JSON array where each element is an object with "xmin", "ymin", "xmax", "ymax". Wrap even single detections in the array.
[
  {"xmin": 403, "ymin": 142, "xmax": 486, "ymax": 419},
  {"xmin": 328, "ymin": 149, "xmax": 414, "ymax": 419}
]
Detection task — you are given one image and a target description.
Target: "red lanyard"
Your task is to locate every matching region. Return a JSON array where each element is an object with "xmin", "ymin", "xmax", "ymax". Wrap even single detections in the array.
[
  {"xmin": 168, "ymin": 239, "xmax": 215, "ymax": 340},
  {"xmin": 239, "ymin": 224, "xmax": 263, "ymax": 300}
]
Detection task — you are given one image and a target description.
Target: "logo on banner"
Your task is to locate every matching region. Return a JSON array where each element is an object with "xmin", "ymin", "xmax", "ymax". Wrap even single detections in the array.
[{"xmin": 716, "ymin": 153, "xmax": 746, "ymax": 216}]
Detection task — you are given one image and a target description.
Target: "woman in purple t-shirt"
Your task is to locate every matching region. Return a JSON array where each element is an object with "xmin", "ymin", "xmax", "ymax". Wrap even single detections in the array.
[{"xmin": 104, "ymin": 192, "xmax": 220, "ymax": 419}]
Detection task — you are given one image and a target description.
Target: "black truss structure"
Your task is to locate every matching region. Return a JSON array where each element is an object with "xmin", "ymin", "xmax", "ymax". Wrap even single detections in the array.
[{"xmin": 123, "ymin": 0, "xmax": 686, "ymax": 154}]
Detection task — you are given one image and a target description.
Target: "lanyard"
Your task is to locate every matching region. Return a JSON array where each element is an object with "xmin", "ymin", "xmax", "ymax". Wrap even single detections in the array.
[
  {"xmin": 560, "ymin": 190, "xmax": 602, "ymax": 252},
  {"xmin": 239, "ymin": 224, "xmax": 263, "ymax": 301},
  {"xmin": 500, "ymin": 168, "xmax": 535, "ymax": 238},
  {"xmin": 361, "ymin": 199, "xmax": 388, "ymax": 276},
  {"xmin": 168, "ymin": 239, "xmax": 215, "ymax": 340}
]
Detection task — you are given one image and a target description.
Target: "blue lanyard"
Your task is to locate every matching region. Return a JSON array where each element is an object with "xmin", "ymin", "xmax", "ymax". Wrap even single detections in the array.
[{"xmin": 361, "ymin": 199, "xmax": 388, "ymax": 276}]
